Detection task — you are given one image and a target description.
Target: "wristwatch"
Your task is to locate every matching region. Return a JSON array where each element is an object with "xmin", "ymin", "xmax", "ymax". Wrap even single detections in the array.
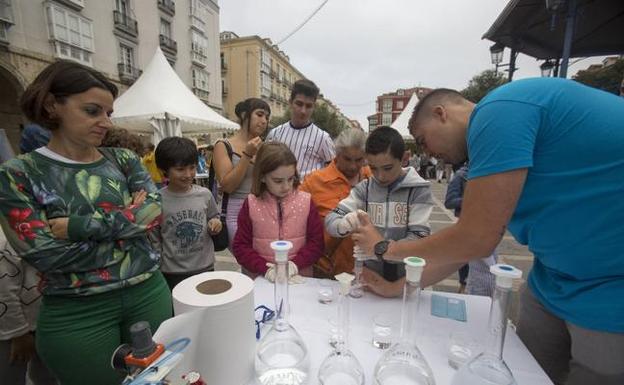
[{"xmin": 374, "ymin": 240, "xmax": 390, "ymax": 261}]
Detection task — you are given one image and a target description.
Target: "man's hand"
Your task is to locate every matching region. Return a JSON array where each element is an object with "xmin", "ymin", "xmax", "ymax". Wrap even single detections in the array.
[
  {"xmin": 49, "ymin": 217, "xmax": 69, "ymax": 239},
  {"xmin": 9, "ymin": 332, "xmax": 35, "ymax": 364},
  {"xmin": 361, "ymin": 267, "xmax": 403, "ymax": 298},
  {"xmin": 352, "ymin": 211, "xmax": 383, "ymax": 255},
  {"xmin": 208, "ymin": 218, "xmax": 222, "ymax": 235}
]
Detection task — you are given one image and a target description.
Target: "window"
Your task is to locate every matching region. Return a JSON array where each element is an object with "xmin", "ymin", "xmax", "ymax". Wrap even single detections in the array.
[
  {"xmin": 0, "ymin": 0, "xmax": 13, "ymax": 23},
  {"xmin": 191, "ymin": 31, "xmax": 207, "ymax": 55},
  {"xmin": 119, "ymin": 43, "xmax": 134, "ymax": 73},
  {"xmin": 192, "ymin": 67, "xmax": 209, "ymax": 91},
  {"xmin": 160, "ymin": 19, "xmax": 171, "ymax": 38},
  {"xmin": 46, "ymin": 4, "xmax": 93, "ymax": 65},
  {"xmin": 382, "ymin": 113, "xmax": 392, "ymax": 125},
  {"xmin": 190, "ymin": 0, "xmax": 207, "ymax": 31},
  {"xmin": 396, "ymin": 100, "xmax": 404, "ymax": 110},
  {"xmin": 382, "ymin": 99, "xmax": 392, "ymax": 113},
  {"xmin": 397, "ymin": 89, "xmax": 404, "ymax": 96},
  {"xmin": 116, "ymin": 0, "xmax": 128, "ymax": 14},
  {"xmin": 0, "ymin": 0, "xmax": 11, "ymax": 42},
  {"xmin": 261, "ymin": 73, "xmax": 271, "ymax": 96}
]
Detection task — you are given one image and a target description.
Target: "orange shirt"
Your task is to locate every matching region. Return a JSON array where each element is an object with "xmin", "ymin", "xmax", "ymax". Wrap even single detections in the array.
[{"xmin": 299, "ymin": 160, "xmax": 371, "ymax": 276}]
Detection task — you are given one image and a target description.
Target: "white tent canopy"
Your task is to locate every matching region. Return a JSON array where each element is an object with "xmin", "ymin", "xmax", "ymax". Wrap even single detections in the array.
[
  {"xmin": 390, "ymin": 92, "xmax": 418, "ymax": 140},
  {"xmin": 111, "ymin": 47, "xmax": 238, "ymax": 143}
]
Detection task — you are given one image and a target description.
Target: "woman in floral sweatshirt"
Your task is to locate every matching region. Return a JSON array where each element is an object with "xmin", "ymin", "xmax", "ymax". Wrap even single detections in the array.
[{"xmin": 0, "ymin": 60, "xmax": 171, "ymax": 385}]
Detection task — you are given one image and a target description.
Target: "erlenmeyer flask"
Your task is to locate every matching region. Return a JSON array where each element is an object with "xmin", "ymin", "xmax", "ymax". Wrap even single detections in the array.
[
  {"xmin": 318, "ymin": 273, "xmax": 365, "ymax": 385},
  {"xmin": 450, "ymin": 264, "xmax": 522, "ymax": 385},
  {"xmin": 373, "ymin": 257, "xmax": 436, "ymax": 385},
  {"xmin": 255, "ymin": 241, "xmax": 310, "ymax": 385}
]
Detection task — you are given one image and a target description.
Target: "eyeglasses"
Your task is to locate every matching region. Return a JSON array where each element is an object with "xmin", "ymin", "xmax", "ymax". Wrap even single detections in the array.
[{"xmin": 254, "ymin": 305, "xmax": 275, "ymax": 340}]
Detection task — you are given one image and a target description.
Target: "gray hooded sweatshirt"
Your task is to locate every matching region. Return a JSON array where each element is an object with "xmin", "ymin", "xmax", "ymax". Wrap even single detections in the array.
[{"xmin": 325, "ymin": 167, "xmax": 434, "ymax": 281}]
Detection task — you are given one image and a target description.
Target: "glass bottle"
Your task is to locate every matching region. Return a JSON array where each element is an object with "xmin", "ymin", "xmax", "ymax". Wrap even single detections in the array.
[
  {"xmin": 255, "ymin": 241, "xmax": 310, "ymax": 385},
  {"xmin": 350, "ymin": 246, "xmax": 365, "ymax": 298},
  {"xmin": 373, "ymin": 257, "xmax": 436, "ymax": 385},
  {"xmin": 450, "ymin": 264, "xmax": 522, "ymax": 385},
  {"xmin": 318, "ymin": 273, "xmax": 365, "ymax": 385}
]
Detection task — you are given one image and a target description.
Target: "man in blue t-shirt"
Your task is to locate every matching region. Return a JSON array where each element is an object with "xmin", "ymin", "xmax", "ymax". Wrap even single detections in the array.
[{"xmin": 352, "ymin": 78, "xmax": 624, "ymax": 384}]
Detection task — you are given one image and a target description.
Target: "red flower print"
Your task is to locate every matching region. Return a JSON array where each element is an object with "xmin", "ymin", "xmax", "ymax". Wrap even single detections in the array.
[
  {"xmin": 97, "ymin": 269, "xmax": 112, "ymax": 281},
  {"xmin": 8, "ymin": 208, "xmax": 46, "ymax": 241},
  {"xmin": 146, "ymin": 215, "xmax": 162, "ymax": 231},
  {"xmin": 97, "ymin": 202, "xmax": 117, "ymax": 213},
  {"xmin": 122, "ymin": 209, "xmax": 135, "ymax": 222},
  {"xmin": 16, "ymin": 183, "xmax": 25, "ymax": 192}
]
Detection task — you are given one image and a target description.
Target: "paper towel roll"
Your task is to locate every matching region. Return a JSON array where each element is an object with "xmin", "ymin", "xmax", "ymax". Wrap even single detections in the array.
[{"xmin": 171, "ymin": 271, "xmax": 255, "ymax": 385}]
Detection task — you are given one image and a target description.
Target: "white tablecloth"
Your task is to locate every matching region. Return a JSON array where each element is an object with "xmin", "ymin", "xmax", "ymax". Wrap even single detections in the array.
[
  {"xmin": 251, "ymin": 277, "xmax": 552, "ymax": 385},
  {"xmin": 154, "ymin": 277, "xmax": 552, "ymax": 385}
]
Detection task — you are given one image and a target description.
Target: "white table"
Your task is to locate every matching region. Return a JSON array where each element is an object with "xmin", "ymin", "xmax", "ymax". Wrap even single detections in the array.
[{"xmin": 252, "ymin": 277, "xmax": 552, "ymax": 385}]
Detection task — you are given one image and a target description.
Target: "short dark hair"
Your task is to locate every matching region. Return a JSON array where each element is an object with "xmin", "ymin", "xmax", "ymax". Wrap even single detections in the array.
[
  {"xmin": 251, "ymin": 142, "xmax": 300, "ymax": 196},
  {"xmin": 155, "ymin": 137, "xmax": 198, "ymax": 172},
  {"xmin": 20, "ymin": 60, "xmax": 118, "ymax": 130},
  {"xmin": 290, "ymin": 79, "xmax": 320, "ymax": 101},
  {"xmin": 234, "ymin": 97, "xmax": 271, "ymax": 131},
  {"xmin": 365, "ymin": 126, "xmax": 405, "ymax": 160},
  {"xmin": 408, "ymin": 88, "xmax": 465, "ymax": 131}
]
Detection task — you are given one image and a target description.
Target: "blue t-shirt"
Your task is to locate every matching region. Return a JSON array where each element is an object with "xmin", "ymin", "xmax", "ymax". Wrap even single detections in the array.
[{"xmin": 467, "ymin": 78, "xmax": 624, "ymax": 332}]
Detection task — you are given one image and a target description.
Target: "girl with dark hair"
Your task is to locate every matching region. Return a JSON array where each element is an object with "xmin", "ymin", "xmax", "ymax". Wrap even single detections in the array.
[
  {"xmin": 211, "ymin": 98, "xmax": 271, "ymax": 246},
  {"xmin": 0, "ymin": 60, "xmax": 171, "ymax": 385},
  {"xmin": 232, "ymin": 142, "xmax": 323, "ymax": 280}
]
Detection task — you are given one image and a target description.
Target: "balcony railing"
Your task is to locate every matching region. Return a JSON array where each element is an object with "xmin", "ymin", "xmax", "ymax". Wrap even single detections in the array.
[
  {"xmin": 221, "ymin": 62, "xmax": 227, "ymax": 71},
  {"xmin": 158, "ymin": 0, "xmax": 175, "ymax": 15},
  {"xmin": 159, "ymin": 34, "xmax": 177, "ymax": 54},
  {"xmin": 191, "ymin": 49, "xmax": 206, "ymax": 66},
  {"xmin": 113, "ymin": 11, "xmax": 138, "ymax": 37},
  {"xmin": 117, "ymin": 63, "xmax": 141, "ymax": 84}
]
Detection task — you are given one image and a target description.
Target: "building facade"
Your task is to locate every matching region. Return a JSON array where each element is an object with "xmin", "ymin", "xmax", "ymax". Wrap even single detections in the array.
[
  {"xmin": 367, "ymin": 86, "xmax": 431, "ymax": 131},
  {"xmin": 220, "ymin": 31, "xmax": 306, "ymax": 121},
  {"xmin": 0, "ymin": 0, "xmax": 223, "ymax": 152}
]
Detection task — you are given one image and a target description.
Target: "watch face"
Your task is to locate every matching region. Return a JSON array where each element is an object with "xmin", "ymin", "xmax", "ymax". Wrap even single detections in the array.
[{"xmin": 375, "ymin": 240, "xmax": 388, "ymax": 256}]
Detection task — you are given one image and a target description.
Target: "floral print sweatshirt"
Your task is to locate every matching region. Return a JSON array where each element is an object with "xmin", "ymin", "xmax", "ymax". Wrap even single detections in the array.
[{"xmin": 0, "ymin": 148, "xmax": 162, "ymax": 296}]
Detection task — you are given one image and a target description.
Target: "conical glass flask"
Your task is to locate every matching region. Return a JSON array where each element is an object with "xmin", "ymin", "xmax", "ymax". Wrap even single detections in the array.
[
  {"xmin": 318, "ymin": 273, "xmax": 365, "ymax": 385},
  {"xmin": 255, "ymin": 241, "xmax": 310, "ymax": 385},
  {"xmin": 450, "ymin": 264, "xmax": 522, "ymax": 385},
  {"xmin": 373, "ymin": 257, "xmax": 436, "ymax": 385}
]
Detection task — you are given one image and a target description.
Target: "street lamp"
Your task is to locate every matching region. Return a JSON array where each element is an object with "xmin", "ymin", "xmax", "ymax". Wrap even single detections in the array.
[
  {"xmin": 540, "ymin": 60, "xmax": 555, "ymax": 77},
  {"xmin": 489, "ymin": 43, "xmax": 504, "ymax": 67},
  {"xmin": 489, "ymin": 43, "xmax": 518, "ymax": 81}
]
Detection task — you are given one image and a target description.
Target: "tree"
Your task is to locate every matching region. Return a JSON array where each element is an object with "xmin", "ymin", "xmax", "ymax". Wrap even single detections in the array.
[
  {"xmin": 573, "ymin": 58, "xmax": 624, "ymax": 95},
  {"xmin": 269, "ymin": 103, "xmax": 348, "ymax": 138},
  {"xmin": 461, "ymin": 69, "xmax": 508, "ymax": 103}
]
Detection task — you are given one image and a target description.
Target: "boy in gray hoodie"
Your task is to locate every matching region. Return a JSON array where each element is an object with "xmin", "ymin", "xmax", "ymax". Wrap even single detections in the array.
[{"xmin": 326, "ymin": 126, "xmax": 434, "ymax": 285}]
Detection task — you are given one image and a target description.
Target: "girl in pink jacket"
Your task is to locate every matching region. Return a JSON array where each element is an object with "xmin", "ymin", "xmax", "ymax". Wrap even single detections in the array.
[{"xmin": 232, "ymin": 142, "xmax": 323, "ymax": 279}]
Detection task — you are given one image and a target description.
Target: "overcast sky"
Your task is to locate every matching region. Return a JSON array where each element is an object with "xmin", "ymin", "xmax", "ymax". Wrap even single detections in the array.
[{"xmin": 220, "ymin": 0, "xmax": 604, "ymax": 128}]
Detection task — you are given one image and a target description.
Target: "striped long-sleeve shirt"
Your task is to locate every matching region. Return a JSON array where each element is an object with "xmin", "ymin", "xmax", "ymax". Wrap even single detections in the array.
[{"xmin": 266, "ymin": 122, "xmax": 335, "ymax": 178}]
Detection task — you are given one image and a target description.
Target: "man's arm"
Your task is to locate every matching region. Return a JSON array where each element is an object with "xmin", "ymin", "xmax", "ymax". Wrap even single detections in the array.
[{"xmin": 352, "ymin": 168, "xmax": 527, "ymax": 287}]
